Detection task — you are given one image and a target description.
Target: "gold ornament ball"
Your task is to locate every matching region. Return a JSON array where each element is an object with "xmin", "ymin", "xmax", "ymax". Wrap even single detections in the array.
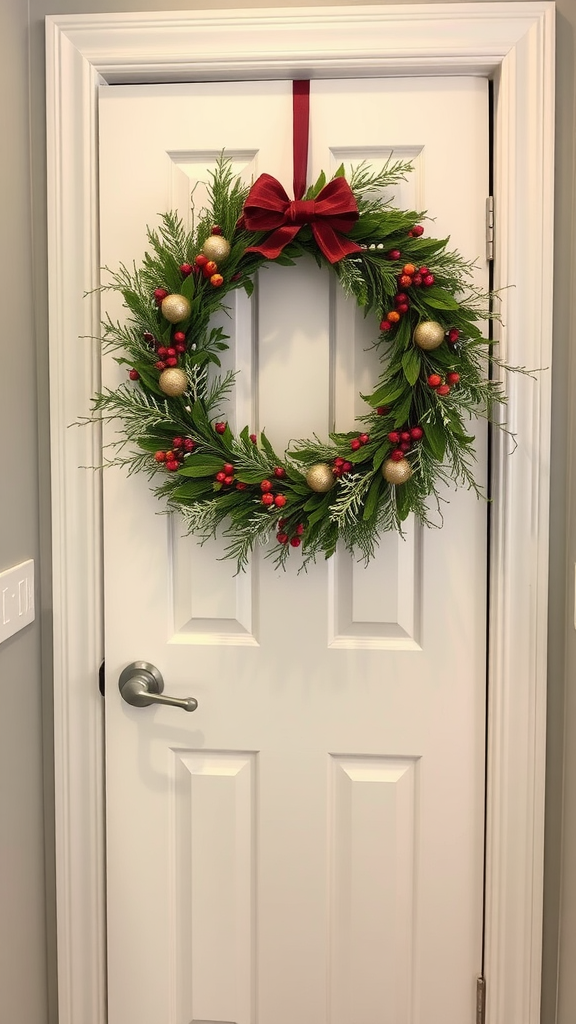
[
  {"xmin": 161, "ymin": 293, "xmax": 191, "ymax": 324},
  {"xmin": 413, "ymin": 320, "xmax": 445, "ymax": 351},
  {"xmin": 159, "ymin": 367, "xmax": 188, "ymax": 397},
  {"xmin": 202, "ymin": 235, "xmax": 231, "ymax": 264},
  {"xmin": 382, "ymin": 458, "xmax": 413, "ymax": 485},
  {"xmin": 306, "ymin": 462, "xmax": 336, "ymax": 493}
]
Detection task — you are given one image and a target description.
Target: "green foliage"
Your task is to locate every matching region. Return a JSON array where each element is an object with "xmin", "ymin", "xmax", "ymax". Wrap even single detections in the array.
[{"xmin": 91, "ymin": 155, "xmax": 516, "ymax": 572}]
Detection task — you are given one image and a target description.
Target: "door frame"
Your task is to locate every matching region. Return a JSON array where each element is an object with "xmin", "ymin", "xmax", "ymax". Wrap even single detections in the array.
[{"xmin": 45, "ymin": 5, "xmax": 555, "ymax": 1023}]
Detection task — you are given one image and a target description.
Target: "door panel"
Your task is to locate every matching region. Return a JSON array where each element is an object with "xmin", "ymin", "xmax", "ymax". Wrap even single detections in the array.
[{"xmin": 99, "ymin": 78, "xmax": 488, "ymax": 1024}]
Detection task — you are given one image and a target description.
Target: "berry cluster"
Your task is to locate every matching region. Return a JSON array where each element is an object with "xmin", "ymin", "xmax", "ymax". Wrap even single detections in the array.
[
  {"xmin": 427, "ymin": 371, "xmax": 460, "ymax": 397},
  {"xmin": 215, "ymin": 462, "xmax": 236, "ymax": 487},
  {"xmin": 379, "ymin": 256, "xmax": 436, "ymax": 335},
  {"xmin": 332, "ymin": 456, "xmax": 353, "ymax": 478},
  {"xmin": 260, "ymin": 479, "xmax": 287, "ymax": 509},
  {"xmin": 192, "ymin": 253, "xmax": 224, "ymax": 288},
  {"xmin": 350, "ymin": 432, "xmax": 370, "ymax": 452},
  {"xmin": 154, "ymin": 436, "xmax": 196, "ymax": 472},
  {"xmin": 276, "ymin": 520, "xmax": 305, "ymax": 548},
  {"xmin": 387, "ymin": 425, "xmax": 424, "ymax": 462}
]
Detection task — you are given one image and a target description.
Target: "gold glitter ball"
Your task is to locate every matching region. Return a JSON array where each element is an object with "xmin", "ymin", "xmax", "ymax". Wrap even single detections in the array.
[
  {"xmin": 161, "ymin": 293, "xmax": 191, "ymax": 324},
  {"xmin": 159, "ymin": 367, "xmax": 188, "ymax": 397},
  {"xmin": 382, "ymin": 458, "xmax": 413, "ymax": 485},
  {"xmin": 202, "ymin": 234, "xmax": 231, "ymax": 264},
  {"xmin": 413, "ymin": 320, "xmax": 445, "ymax": 351},
  {"xmin": 305, "ymin": 462, "xmax": 336, "ymax": 493}
]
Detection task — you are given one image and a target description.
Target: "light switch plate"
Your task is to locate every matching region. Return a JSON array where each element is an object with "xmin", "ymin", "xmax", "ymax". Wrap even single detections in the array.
[{"xmin": 0, "ymin": 559, "xmax": 35, "ymax": 645}]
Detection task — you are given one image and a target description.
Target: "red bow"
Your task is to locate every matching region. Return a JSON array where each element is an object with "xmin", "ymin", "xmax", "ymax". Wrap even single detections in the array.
[{"xmin": 240, "ymin": 173, "xmax": 362, "ymax": 264}]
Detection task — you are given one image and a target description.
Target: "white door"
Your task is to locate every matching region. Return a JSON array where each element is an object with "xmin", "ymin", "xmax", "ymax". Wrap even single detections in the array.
[{"xmin": 99, "ymin": 79, "xmax": 488, "ymax": 1024}]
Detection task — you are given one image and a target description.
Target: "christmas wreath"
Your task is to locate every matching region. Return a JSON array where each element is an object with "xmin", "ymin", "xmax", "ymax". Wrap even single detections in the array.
[{"xmin": 94, "ymin": 84, "xmax": 506, "ymax": 572}]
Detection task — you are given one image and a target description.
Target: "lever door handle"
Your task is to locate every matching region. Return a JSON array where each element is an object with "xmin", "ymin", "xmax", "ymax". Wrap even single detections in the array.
[{"xmin": 118, "ymin": 661, "xmax": 198, "ymax": 713}]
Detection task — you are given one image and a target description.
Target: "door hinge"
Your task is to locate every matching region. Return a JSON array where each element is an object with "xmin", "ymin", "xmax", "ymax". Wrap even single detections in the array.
[
  {"xmin": 99, "ymin": 659, "xmax": 105, "ymax": 697},
  {"xmin": 476, "ymin": 975, "xmax": 486, "ymax": 1024},
  {"xmin": 486, "ymin": 196, "xmax": 494, "ymax": 261}
]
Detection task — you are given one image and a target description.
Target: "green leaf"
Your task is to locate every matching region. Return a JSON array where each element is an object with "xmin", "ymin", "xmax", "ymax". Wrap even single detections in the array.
[
  {"xmin": 308, "ymin": 495, "xmax": 332, "ymax": 526},
  {"xmin": 303, "ymin": 493, "xmax": 324, "ymax": 512},
  {"xmin": 423, "ymin": 287, "xmax": 459, "ymax": 311},
  {"xmin": 422, "ymin": 420, "xmax": 446, "ymax": 461},
  {"xmin": 170, "ymin": 480, "xmax": 213, "ymax": 500},
  {"xmin": 306, "ymin": 169, "xmax": 326, "ymax": 199},
  {"xmin": 395, "ymin": 483, "xmax": 412, "ymax": 521},
  {"xmin": 402, "ymin": 347, "xmax": 421, "ymax": 386},
  {"xmin": 192, "ymin": 401, "xmax": 210, "ymax": 432},
  {"xmin": 179, "ymin": 272, "xmax": 196, "ymax": 301},
  {"xmin": 178, "ymin": 456, "xmax": 224, "ymax": 478},
  {"xmin": 235, "ymin": 471, "xmax": 267, "ymax": 484},
  {"xmin": 333, "ymin": 163, "xmax": 346, "ymax": 178},
  {"xmin": 372, "ymin": 441, "xmax": 389, "ymax": 470},
  {"xmin": 365, "ymin": 381, "xmax": 405, "ymax": 408},
  {"xmin": 363, "ymin": 474, "xmax": 383, "ymax": 521},
  {"xmin": 393, "ymin": 392, "xmax": 413, "ymax": 428}
]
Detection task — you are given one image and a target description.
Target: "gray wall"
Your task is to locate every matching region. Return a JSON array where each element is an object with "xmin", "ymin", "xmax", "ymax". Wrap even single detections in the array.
[{"xmin": 1, "ymin": 0, "xmax": 572, "ymax": 1021}]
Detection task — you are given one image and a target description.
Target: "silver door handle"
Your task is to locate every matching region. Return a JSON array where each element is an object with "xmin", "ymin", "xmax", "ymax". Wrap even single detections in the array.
[{"xmin": 118, "ymin": 661, "xmax": 198, "ymax": 713}]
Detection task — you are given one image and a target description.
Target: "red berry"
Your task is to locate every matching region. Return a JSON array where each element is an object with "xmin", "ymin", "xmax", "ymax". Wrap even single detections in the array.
[
  {"xmin": 359, "ymin": 433, "xmax": 370, "ymax": 445},
  {"xmin": 129, "ymin": 369, "xmax": 140, "ymax": 380},
  {"xmin": 154, "ymin": 451, "xmax": 166, "ymax": 462},
  {"xmin": 179, "ymin": 263, "xmax": 192, "ymax": 276},
  {"xmin": 388, "ymin": 431, "xmax": 401, "ymax": 444},
  {"xmin": 166, "ymin": 460, "xmax": 179, "ymax": 472},
  {"xmin": 273, "ymin": 466, "xmax": 286, "ymax": 478},
  {"xmin": 410, "ymin": 426, "xmax": 424, "ymax": 441},
  {"xmin": 397, "ymin": 303, "xmax": 409, "ymax": 315},
  {"xmin": 175, "ymin": 344, "xmax": 186, "ymax": 354},
  {"xmin": 391, "ymin": 449, "xmax": 405, "ymax": 462},
  {"xmin": 236, "ymin": 482, "xmax": 247, "ymax": 490},
  {"xmin": 183, "ymin": 438, "xmax": 195, "ymax": 452},
  {"xmin": 411, "ymin": 224, "xmax": 424, "ymax": 236},
  {"xmin": 342, "ymin": 461, "xmax": 352, "ymax": 473},
  {"xmin": 423, "ymin": 273, "xmax": 435, "ymax": 286},
  {"xmin": 376, "ymin": 406, "xmax": 388, "ymax": 416},
  {"xmin": 165, "ymin": 451, "xmax": 175, "ymax": 461},
  {"xmin": 400, "ymin": 441, "xmax": 411, "ymax": 452},
  {"xmin": 412, "ymin": 274, "xmax": 423, "ymax": 286},
  {"xmin": 277, "ymin": 532, "xmax": 289, "ymax": 544},
  {"xmin": 262, "ymin": 493, "xmax": 274, "ymax": 505},
  {"xmin": 296, "ymin": 523, "xmax": 305, "ymax": 536},
  {"xmin": 173, "ymin": 331, "xmax": 186, "ymax": 343},
  {"xmin": 274, "ymin": 495, "xmax": 287, "ymax": 507},
  {"xmin": 334, "ymin": 457, "xmax": 345, "ymax": 467},
  {"xmin": 427, "ymin": 374, "xmax": 442, "ymax": 388},
  {"xmin": 387, "ymin": 249, "xmax": 401, "ymax": 260},
  {"xmin": 419, "ymin": 266, "xmax": 429, "ymax": 276},
  {"xmin": 400, "ymin": 431, "xmax": 411, "ymax": 442},
  {"xmin": 211, "ymin": 274, "xmax": 224, "ymax": 288},
  {"xmin": 399, "ymin": 274, "xmax": 412, "ymax": 288},
  {"xmin": 203, "ymin": 260, "xmax": 218, "ymax": 277},
  {"xmin": 448, "ymin": 329, "xmax": 460, "ymax": 344},
  {"xmin": 332, "ymin": 467, "xmax": 343, "ymax": 477},
  {"xmin": 166, "ymin": 357, "xmax": 178, "ymax": 367},
  {"xmin": 194, "ymin": 254, "xmax": 208, "ymax": 267},
  {"xmin": 173, "ymin": 437, "xmax": 184, "ymax": 448},
  {"xmin": 154, "ymin": 287, "xmax": 168, "ymax": 303},
  {"xmin": 167, "ymin": 348, "xmax": 177, "ymax": 357},
  {"xmin": 215, "ymin": 472, "xmax": 226, "ymax": 482},
  {"xmin": 215, "ymin": 422, "xmax": 226, "ymax": 434},
  {"xmin": 249, "ymin": 433, "xmax": 257, "ymax": 444},
  {"xmin": 350, "ymin": 438, "xmax": 361, "ymax": 451},
  {"xmin": 224, "ymin": 475, "xmax": 234, "ymax": 486},
  {"xmin": 157, "ymin": 346, "xmax": 168, "ymax": 357},
  {"xmin": 223, "ymin": 463, "xmax": 234, "ymax": 474},
  {"xmin": 290, "ymin": 537, "xmax": 302, "ymax": 547},
  {"xmin": 278, "ymin": 519, "xmax": 287, "ymax": 528},
  {"xmin": 395, "ymin": 293, "xmax": 408, "ymax": 304},
  {"xmin": 446, "ymin": 372, "xmax": 460, "ymax": 385},
  {"xmin": 154, "ymin": 360, "xmax": 166, "ymax": 370},
  {"xmin": 211, "ymin": 225, "xmax": 222, "ymax": 235},
  {"xmin": 260, "ymin": 480, "xmax": 273, "ymax": 492},
  {"xmin": 380, "ymin": 320, "xmax": 392, "ymax": 332},
  {"xmin": 436, "ymin": 384, "xmax": 451, "ymax": 396}
]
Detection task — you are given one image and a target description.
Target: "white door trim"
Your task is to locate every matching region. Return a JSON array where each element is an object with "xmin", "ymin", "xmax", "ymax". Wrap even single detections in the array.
[{"xmin": 45, "ymin": 5, "xmax": 555, "ymax": 1023}]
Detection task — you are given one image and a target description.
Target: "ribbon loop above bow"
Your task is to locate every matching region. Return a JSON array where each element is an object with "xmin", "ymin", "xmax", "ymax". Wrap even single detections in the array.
[{"xmin": 241, "ymin": 173, "xmax": 363, "ymax": 264}]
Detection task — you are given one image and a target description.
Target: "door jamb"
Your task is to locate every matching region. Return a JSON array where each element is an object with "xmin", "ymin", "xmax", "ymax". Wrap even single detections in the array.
[{"xmin": 45, "ymin": 6, "xmax": 555, "ymax": 1022}]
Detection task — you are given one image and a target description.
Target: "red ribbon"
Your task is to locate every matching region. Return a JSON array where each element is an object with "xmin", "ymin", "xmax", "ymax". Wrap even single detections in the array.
[{"xmin": 240, "ymin": 82, "xmax": 362, "ymax": 265}]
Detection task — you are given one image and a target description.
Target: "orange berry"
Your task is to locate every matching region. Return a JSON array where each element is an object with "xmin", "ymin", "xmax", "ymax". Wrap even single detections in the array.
[
  {"xmin": 403, "ymin": 263, "xmax": 416, "ymax": 276},
  {"xmin": 210, "ymin": 274, "xmax": 224, "ymax": 287},
  {"xmin": 387, "ymin": 310, "xmax": 400, "ymax": 323}
]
